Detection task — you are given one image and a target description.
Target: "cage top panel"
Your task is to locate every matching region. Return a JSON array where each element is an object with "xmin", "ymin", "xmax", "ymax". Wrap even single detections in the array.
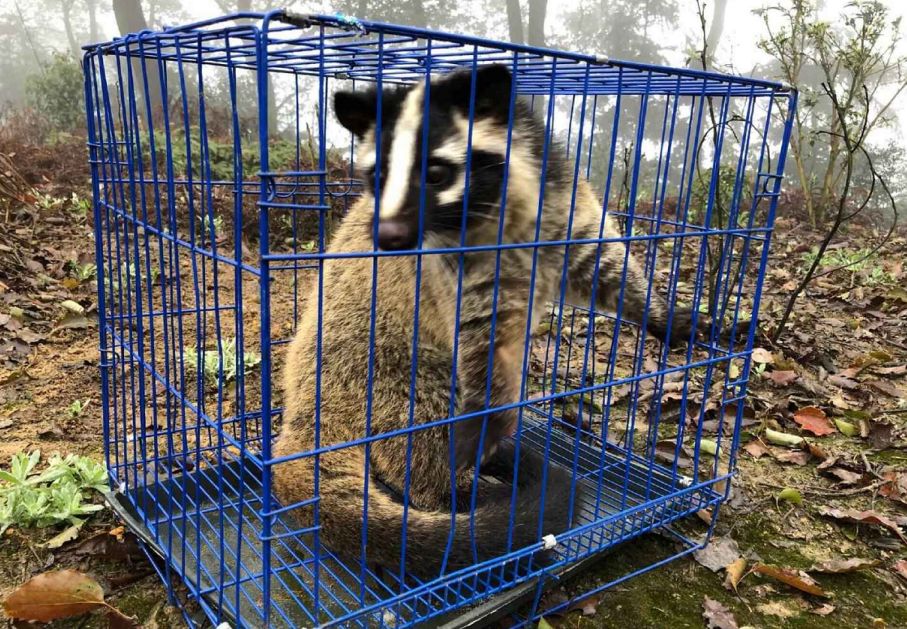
[{"xmin": 84, "ymin": 10, "xmax": 792, "ymax": 98}]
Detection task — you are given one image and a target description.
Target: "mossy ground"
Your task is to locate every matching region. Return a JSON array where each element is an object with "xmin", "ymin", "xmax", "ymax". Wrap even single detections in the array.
[{"xmin": 1, "ymin": 135, "xmax": 905, "ymax": 628}]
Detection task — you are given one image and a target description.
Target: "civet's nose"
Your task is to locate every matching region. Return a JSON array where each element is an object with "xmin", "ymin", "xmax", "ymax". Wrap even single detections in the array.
[{"xmin": 376, "ymin": 220, "xmax": 416, "ymax": 250}]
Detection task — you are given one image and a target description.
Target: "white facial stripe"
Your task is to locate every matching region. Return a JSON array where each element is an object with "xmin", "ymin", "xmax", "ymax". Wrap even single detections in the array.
[
  {"xmin": 438, "ymin": 172, "xmax": 465, "ymax": 205},
  {"xmin": 451, "ymin": 112, "xmax": 508, "ymax": 156},
  {"xmin": 355, "ymin": 129, "xmax": 376, "ymax": 172},
  {"xmin": 380, "ymin": 84, "xmax": 425, "ymax": 220},
  {"xmin": 432, "ymin": 135, "xmax": 466, "ymax": 163}
]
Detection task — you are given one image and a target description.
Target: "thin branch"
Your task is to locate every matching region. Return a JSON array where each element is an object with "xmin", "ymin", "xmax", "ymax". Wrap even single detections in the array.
[{"xmin": 772, "ymin": 82, "xmax": 862, "ymax": 343}]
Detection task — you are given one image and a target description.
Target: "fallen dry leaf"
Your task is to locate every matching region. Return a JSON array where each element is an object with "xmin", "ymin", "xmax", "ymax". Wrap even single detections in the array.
[
  {"xmin": 753, "ymin": 563, "xmax": 828, "ymax": 597},
  {"xmin": 792, "ymin": 406, "xmax": 836, "ymax": 437},
  {"xmin": 723, "ymin": 557, "xmax": 747, "ymax": 592},
  {"xmin": 810, "ymin": 603, "xmax": 836, "ymax": 616},
  {"xmin": 751, "ymin": 347, "xmax": 774, "ymax": 364},
  {"xmin": 765, "ymin": 369, "xmax": 799, "ymax": 386},
  {"xmin": 803, "ymin": 440, "xmax": 829, "ymax": 461},
  {"xmin": 822, "ymin": 467, "xmax": 865, "ymax": 486},
  {"xmin": 880, "ymin": 470, "xmax": 907, "ymax": 506},
  {"xmin": 566, "ymin": 593, "xmax": 600, "ymax": 617},
  {"xmin": 868, "ymin": 380, "xmax": 907, "ymax": 398},
  {"xmin": 743, "ymin": 440, "xmax": 770, "ymax": 459},
  {"xmin": 809, "ymin": 558, "xmax": 879, "ymax": 573},
  {"xmin": 827, "ymin": 374, "xmax": 859, "ymax": 390},
  {"xmin": 693, "ymin": 536, "xmax": 741, "ymax": 572},
  {"xmin": 756, "ymin": 600, "xmax": 800, "ymax": 619},
  {"xmin": 893, "ymin": 559, "xmax": 907, "ymax": 581},
  {"xmin": 53, "ymin": 310, "xmax": 91, "ymax": 331},
  {"xmin": 16, "ymin": 327, "xmax": 43, "ymax": 344},
  {"xmin": 655, "ymin": 440, "xmax": 693, "ymax": 470},
  {"xmin": 776, "ymin": 450, "xmax": 810, "ymax": 466},
  {"xmin": 818, "ymin": 506, "xmax": 907, "ymax": 544},
  {"xmin": 3, "ymin": 570, "xmax": 105, "ymax": 622},
  {"xmin": 40, "ymin": 523, "xmax": 81, "ymax": 549},
  {"xmin": 702, "ymin": 596, "xmax": 738, "ymax": 629},
  {"xmin": 868, "ymin": 422, "xmax": 894, "ymax": 450},
  {"xmin": 107, "ymin": 607, "xmax": 141, "ymax": 629}
]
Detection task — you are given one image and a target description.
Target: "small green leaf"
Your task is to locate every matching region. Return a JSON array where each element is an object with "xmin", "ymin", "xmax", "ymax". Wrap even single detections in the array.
[
  {"xmin": 777, "ymin": 488, "xmax": 803, "ymax": 505},
  {"xmin": 834, "ymin": 419, "xmax": 859, "ymax": 437},
  {"xmin": 764, "ymin": 428, "xmax": 804, "ymax": 447},
  {"xmin": 0, "ymin": 470, "xmax": 19, "ymax": 484}
]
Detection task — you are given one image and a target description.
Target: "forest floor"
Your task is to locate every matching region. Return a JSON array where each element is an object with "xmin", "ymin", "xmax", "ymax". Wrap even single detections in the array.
[{"xmin": 0, "ymin": 132, "xmax": 906, "ymax": 628}]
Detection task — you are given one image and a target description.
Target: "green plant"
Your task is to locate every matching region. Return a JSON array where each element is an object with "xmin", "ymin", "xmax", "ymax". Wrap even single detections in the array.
[
  {"xmin": 25, "ymin": 54, "xmax": 85, "ymax": 131},
  {"xmin": 198, "ymin": 213, "xmax": 224, "ymax": 237},
  {"xmin": 800, "ymin": 246, "xmax": 894, "ymax": 286},
  {"xmin": 865, "ymin": 265, "xmax": 895, "ymax": 286},
  {"xmin": 690, "ymin": 165, "xmax": 753, "ymax": 227},
  {"xmin": 146, "ymin": 129, "xmax": 301, "ymax": 182},
  {"xmin": 106, "ymin": 261, "xmax": 161, "ymax": 299},
  {"xmin": 183, "ymin": 337, "xmax": 261, "ymax": 384},
  {"xmin": 34, "ymin": 192, "xmax": 64, "ymax": 211},
  {"xmin": 68, "ymin": 262, "xmax": 97, "ymax": 283},
  {"xmin": 0, "ymin": 451, "xmax": 107, "ymax": 534},
  {"xmin": 66, "ymin": 399, "xmax": 90, "ymax": 418},
  {"xmin": 67, "ymin": 192, "xmax": 91, "ymax": 219}
]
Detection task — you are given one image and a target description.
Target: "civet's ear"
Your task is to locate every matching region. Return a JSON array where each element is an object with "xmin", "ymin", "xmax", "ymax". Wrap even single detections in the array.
[
  {"xmin": 443, "ymin": 64, "xmax": 514, "ymax": 119},
  {"xmin": 334, "ymin": 89, "xmax": 378, "ymax": 138}
]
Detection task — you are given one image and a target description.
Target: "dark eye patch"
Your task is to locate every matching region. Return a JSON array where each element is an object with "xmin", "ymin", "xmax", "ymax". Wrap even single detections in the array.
[{"xmin": 424, "ymin": 161, "xmax": 455, "ymax": 187}]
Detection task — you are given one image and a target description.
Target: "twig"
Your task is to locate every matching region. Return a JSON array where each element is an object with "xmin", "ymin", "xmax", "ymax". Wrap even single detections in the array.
[
  {"xmin": 752, "ymin": 479, "xmax": 886, "ymax": 497},
  {"xmin": 773, "ymin": 83, "xmax": 865, "ymax": 344}
]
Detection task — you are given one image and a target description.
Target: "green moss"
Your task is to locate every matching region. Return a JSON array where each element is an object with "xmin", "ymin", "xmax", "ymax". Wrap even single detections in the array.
[{"xmin": 534, "ymin": 510, "xmax": 907, "ymax": 628}]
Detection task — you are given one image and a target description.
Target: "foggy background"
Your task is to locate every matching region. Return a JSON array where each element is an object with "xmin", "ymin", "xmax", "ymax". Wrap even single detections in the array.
[
  {"xmin": 2, "ymin": 1, "xmax": 904, "ymax": 109},
  {"xmin": 1, "ymin": 0, "xmax": 905, "ymax": 215}
]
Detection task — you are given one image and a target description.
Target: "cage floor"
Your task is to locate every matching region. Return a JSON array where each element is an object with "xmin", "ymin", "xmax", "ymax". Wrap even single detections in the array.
[{"xmin": 109, "ymin": 416, "xmax": 723, "ymax": 628}]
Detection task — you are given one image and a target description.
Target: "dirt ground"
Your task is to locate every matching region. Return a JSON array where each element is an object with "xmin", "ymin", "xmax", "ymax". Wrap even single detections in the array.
[{"xmin": 1, "ymin": 133, "xmax": 906, "ymax": 628}]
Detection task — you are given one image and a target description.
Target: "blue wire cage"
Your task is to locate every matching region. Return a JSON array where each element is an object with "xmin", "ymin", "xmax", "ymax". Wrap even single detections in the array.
[{"xmin": 84, "ymin": 10, "xmax": 795, "ymax": 628}]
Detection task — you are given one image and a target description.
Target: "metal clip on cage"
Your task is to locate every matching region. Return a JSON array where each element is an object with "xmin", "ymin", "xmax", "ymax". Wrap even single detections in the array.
[{"xmin": 83, "ymin": 9, "xmax": 795, "ymax": 628}]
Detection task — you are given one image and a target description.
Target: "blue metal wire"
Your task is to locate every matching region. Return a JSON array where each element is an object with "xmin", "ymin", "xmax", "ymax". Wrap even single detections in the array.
[{"xmin": 84, "ymin": 10, "xmax": 796, "ymax": 628}]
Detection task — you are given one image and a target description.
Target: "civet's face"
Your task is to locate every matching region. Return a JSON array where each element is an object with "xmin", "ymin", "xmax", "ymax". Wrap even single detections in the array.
[{"xmin": 334, "ymin": 65, "xmax": 515, "ymax": 250}]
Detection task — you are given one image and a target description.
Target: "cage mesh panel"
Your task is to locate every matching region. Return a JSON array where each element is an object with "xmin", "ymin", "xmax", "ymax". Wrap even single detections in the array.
[{"xmin": 84, "ymin": 11, "xmax": 795, "ymax": 628}]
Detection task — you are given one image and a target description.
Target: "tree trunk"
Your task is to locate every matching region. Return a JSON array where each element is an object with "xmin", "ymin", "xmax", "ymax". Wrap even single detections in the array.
[
  {"xmin": 506, "ymin": 0, "xmax": 524, "ymax": 44},
  {"xmin": 87, "ymin": 0, "xmax": 100, "ymax": 43},
  {"xmin": 60, "ymin": 0, "xmax": 80, "ymax": 59},
  {"xmin": 113, "ymin": 0, "xmax": 163, "ymax": 111},
  {"xmin": 705, "ymin": 0, "xmax": 728, "ymax": 64},
  {"xmin": 527, "ymin": 0, "xmax": 547, "ymax": 47},
  {"xmin": 409, "ymin": 0, "xmax": 428, "ymax": 28}
]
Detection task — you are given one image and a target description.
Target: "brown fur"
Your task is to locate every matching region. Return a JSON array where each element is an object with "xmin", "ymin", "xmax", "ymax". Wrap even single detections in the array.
[{"xmin": 274, "ymin": 69, "xmax": 699, "ymax": 579}]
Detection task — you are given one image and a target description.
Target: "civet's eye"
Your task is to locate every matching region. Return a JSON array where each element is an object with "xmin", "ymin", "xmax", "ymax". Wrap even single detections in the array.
[{"xmin": 425, "ymin": 162, "xmax": 453, "ymax": 186}]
